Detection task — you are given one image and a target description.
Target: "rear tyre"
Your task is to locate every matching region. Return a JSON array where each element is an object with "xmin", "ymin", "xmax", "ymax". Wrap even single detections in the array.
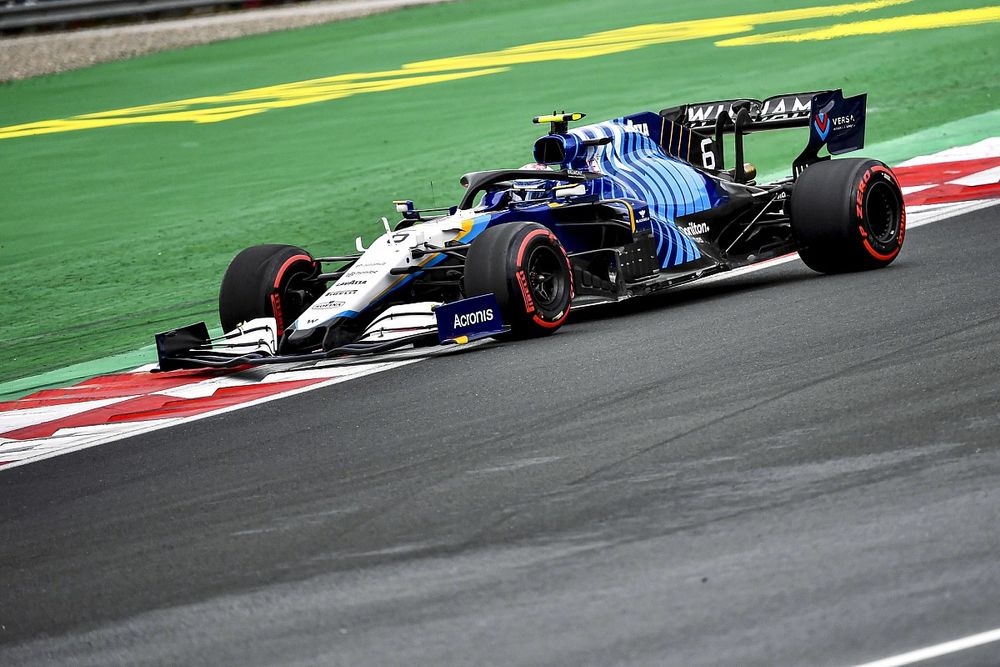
[
  {"xmin": 464, "ymin": 222, "xmax": 574, "ymax": 338},
  {"xmin": 219, "ymin": 244, "xmax": 318, "ymax": 335},
  {"xmin": 791, "ymin": 158, "xmax": 905, "ymax": 273}
]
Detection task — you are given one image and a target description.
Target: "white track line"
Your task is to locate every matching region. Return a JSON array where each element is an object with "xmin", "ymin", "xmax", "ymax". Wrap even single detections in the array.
[
  {"xmin": 897, "ymin": 137, "xmax": 1000, "ymax": 166},
  {"xmin": 852, "ymin": 626, "xmax": 1000, "ymax": 667},
  {"xmin": 0, "ymin": 396, "xmax": 134, "ymax": 432},
  {"xmin": 907, "ymin": 198, "xmax": 999, "ymax": 226},
  {"xmin": 953, "ymin": 164, "xmax": 1000, "ymax": 186},
  {"xmin": 0, "ymin": 360, "xmax": 421, "ymax": 471}
]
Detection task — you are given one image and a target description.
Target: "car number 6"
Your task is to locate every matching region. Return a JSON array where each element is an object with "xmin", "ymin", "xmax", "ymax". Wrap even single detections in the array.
[{"xmin": 700, "ymin": 137, "xmax": 716, "ymax": 170}]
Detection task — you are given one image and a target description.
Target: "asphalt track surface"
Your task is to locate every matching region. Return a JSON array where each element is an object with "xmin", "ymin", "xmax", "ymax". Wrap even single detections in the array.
[{"xmin": 2, "ymin": 204, "xmax": 1000, "ymax": 666}]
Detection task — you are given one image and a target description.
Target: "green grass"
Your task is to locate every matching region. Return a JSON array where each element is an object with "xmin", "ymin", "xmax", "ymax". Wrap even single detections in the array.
[{"xmin": 1, "ymin": 0, "xmax": 998, "ymax": 382}]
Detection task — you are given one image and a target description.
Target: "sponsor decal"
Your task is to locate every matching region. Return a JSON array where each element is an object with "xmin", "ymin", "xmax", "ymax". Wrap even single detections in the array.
[
  {"xmin": 434, "ymin": 293, "xmax": 505, "ymax": 343},
  {"xmin": 854, "ymin": 165, "xmax": 892, "ymax": 219},
  {"xmin": 335, "ymin": 279, "xmax": 369, "ymax": 286},
  {"xmin": 830, "ymin": 113, "xmax": 859, "ymax": 133},
  {"xmin": 343, "ymin": 269, "xmax": 380, "ymax": 276},
  {"xmin": 312, "ymin": 300, "xmax": 346, "ymax": 309},
  {"xmin": 270, "ymin": 293, "xmax": 285, "ymax": 334},
  {"xmin": 686, "ymin": 94, "xmax": 814, "ymax": 128},
  {"xmin": 759, "ymin": 95, "xmax": 812, "ymax": 121},
  {"xmin": 624, "ymin": 120, "xmax": 650, "ymax": 136},
  {"xmin": 453, "ymin": 308, "xmax": 495, "ymax": 329},
  {"xmin": 681, "ymin": 222, "xmax": 710, "ymax": 237},
  {"xmin": 819, "ymin": 91, "xmax": 866, "ymax": 154},
  {"xmin": 515, "ymin": 270, "xmax": 536, "ymax": 314},
  {"xmin": 814, "ymin": 112, "xmax": 831, "ymax": 140},
  {"xmin": 688, "ymin": 103, "xmax": 724, "ymax": 124},
  {"xmin": 856, "ymin": 168, "xmax": 869, "ymax": 218}
]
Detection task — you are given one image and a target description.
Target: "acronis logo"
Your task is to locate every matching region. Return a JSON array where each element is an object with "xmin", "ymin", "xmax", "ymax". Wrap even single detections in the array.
[{"xmin": 814, "ymin": 112, "xmax": 831, "ymax": 141}]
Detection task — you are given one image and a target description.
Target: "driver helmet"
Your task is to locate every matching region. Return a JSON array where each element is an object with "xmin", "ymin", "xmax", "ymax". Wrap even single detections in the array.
[{"xmin": 511, "ymin": 163, "xmax": 555, "ymax": 201}]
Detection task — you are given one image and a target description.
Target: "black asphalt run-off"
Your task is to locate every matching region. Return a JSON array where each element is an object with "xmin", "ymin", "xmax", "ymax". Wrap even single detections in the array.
[{"xmin": 2, "ymin": 205, "xmax": 999, "ymax": 666}]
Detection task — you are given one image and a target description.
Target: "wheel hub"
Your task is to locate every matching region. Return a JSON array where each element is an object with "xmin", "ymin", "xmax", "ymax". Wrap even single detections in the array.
[
  {"xmin": 525, "ymin": 245, "xmax": 564, "ymax": 308},
  {"xmin": 865, "ymin": 180, "xmax": 902, "ymax": 245}
]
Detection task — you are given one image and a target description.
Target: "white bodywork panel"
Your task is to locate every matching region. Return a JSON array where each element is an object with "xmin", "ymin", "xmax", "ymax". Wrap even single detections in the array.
[
  {"xmin": 214, "ymin": 303, "xmax": 443, "ymax": 359},
  {"xmin": 292, "ymin": 206, "xmax": 489, "ymax": 333},
  {"xmin": 355, "ymin": 302, "xmax": 441, "ymax": 343}
]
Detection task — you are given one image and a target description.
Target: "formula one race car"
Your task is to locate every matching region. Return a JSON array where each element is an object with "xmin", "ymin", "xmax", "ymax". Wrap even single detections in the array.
[{"xmin": 156, "ymin": 89, "xmax": 905, "ymax": 369}]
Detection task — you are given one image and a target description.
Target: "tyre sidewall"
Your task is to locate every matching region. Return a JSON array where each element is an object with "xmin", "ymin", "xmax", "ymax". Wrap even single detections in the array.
[
  {"xmin": 505, "ymin": 226, "xmax": 574, "ymax": 330},
  {"xmin": 853, "ymin": 162, "xmax": 906, "ymax": 264}
]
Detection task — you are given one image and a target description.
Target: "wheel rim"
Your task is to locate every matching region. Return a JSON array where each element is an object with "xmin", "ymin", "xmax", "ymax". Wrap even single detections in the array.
[
  {"xmin": 865, "ymin": 180, "xmax": 902, "ymax": 245},
  {"xmin": 525, "ymin": 243, "xmax": 568, "ymax": 310},
  {"xmin": 280, "ymin": 268, "xmax": 313, "ymax": 312}
]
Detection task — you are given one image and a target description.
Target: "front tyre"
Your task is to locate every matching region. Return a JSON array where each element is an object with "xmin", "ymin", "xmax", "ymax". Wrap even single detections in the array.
[
  {"xmin": 219, "ymin": 244, "xmax": 319, "ymax": 335},
  {"xmin": 791, "ymin": 158, "xmax": 905, "ymax": 274},
  {"xmin": 464, "ymin": 222, "xmax": 574, "ymax": 337}
]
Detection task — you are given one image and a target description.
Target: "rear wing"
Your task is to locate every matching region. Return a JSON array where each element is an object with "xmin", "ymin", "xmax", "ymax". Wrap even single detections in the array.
[
  {"xmin": 661, "ymin": 91, "xmax": 823, "ymax": 131},
  {"xmin": 659, "ymin": 89, "xmax": 867, "ymax": 179}
]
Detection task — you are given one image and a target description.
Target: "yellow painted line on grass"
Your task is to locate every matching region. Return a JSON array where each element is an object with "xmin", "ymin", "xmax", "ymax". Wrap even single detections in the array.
[
  {"xmin": 397, "ymin": 0, "xmax": 910, "ymax": 72},
  {"xmin": 717, "ymin": 6, "xmax": 1000, "ymax": 45},
  {"xmin": 0, "ymin": 0, "xmax": 959, "ymax": 141},
  {"xmin": 0, "ymin": 68, "xmax": 508, "ymax": 138}
]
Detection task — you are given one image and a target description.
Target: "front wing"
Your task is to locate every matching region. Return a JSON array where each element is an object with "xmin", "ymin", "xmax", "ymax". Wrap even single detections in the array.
[{"xmin": 154, "ymin": 297, "xmax": 508, "ymax": 370}]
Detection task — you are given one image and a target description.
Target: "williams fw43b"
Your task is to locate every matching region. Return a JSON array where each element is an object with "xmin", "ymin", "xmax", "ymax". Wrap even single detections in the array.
[{"xmin": 156, "ymin": 89, "xmax": 905, "ymax": 369}]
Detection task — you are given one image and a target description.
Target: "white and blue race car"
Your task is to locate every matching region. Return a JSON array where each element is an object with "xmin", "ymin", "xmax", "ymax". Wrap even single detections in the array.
[{"xmin": 156, "ymin": 89, "xmax": 905, "ymax": 369}]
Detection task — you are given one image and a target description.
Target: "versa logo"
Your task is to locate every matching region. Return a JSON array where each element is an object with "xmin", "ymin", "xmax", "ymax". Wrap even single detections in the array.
[
  {"xmin": 832, "ymin": 114, "xmax": 857, "ymax": 127},
  {"xmin": 814, "ymin": 112, "xmax": 831, "ymax": 140}
]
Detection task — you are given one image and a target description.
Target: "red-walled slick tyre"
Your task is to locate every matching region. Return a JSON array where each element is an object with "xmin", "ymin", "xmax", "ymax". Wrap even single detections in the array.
[
  {"xmin": 464, "ymin": 222, "xmax": 574, "ymax": 337},
  {"xmin": 791, "ymin": 158, "xmax": 905, "ymax": 273},
  {"xmin": 219, "ymin": 244, "xmax": 319, "ymax": 335}
]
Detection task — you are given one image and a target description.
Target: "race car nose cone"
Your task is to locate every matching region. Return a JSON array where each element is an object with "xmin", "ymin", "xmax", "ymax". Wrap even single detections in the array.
[
  {"xmin": 285, "ymin": 326, "xmax": 311, "ymax": 342},
  {"xmin": 279, "ymin": 324, "xmax": 327, "ymax": 354}
]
